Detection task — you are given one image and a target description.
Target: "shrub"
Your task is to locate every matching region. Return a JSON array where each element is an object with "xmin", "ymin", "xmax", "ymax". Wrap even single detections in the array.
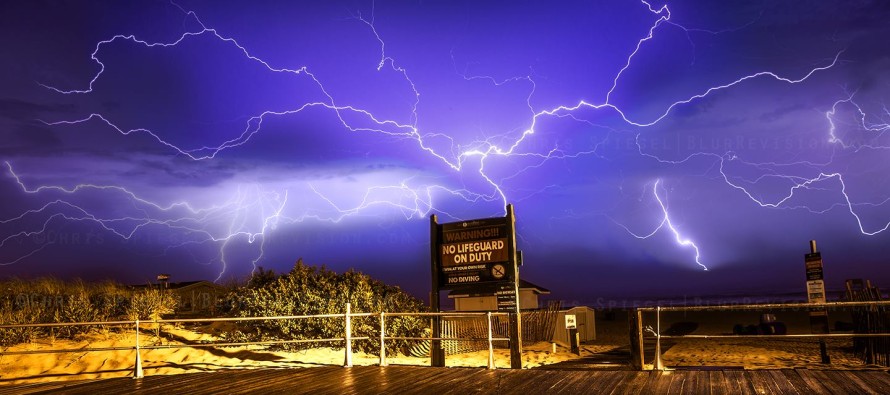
[
  {"xmin": 224, "ymin": 259, "xmax": 427, "ymax": 355},
  {"xmin": 0, "ymin": 277, "xmax": 177, "ymax": 345},
  {"xmin": 127, "ymin": 288, "xmax": 179, "ymax": 321}
]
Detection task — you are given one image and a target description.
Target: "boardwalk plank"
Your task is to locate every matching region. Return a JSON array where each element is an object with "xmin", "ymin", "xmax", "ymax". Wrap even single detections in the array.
[
  {"xmin": 0, "ymin": 381, "xmax": 82, "ymax": 395},
  {"xmin": 673, "ymin": 370, "xmax": 705, "ymax": 394},
  {"xmin": 816, "ymin": 370, "xmax": 875, "ymax": 394},
  {"xmin": 745, "ymin": 371, "xmax": 771, "ymax": 394},
  {"xmin": 650, "ymin": 371, "xmax": 673, "ymax": 394},
  {"xmin": 840, "ymin": 371, "xmax": 884, "ymax": 395},
  {"xmin": 373, "ymin": 366, "xmax": 448, "ymax": 388},
  {"xmin": 664, "ymin": 371, "xmax": 687, "ymax": 394},
  {"xmin": 749, "ymin": 370, "xmax": 784, "ymax": 394},
  {"xmin": 791, "ymin": 369, "xmax": 831, "ymax": 395},
  {"xmin": 723, "ymin": 370, "xmax": 755, "ymax": 395},
  {"xmin": 776, "ymin": 369, "xmax": 810, "ymax": 395},
  {"xmin": 706, "ymin": 371, "xmax": 727, "ymax": 395},
  {"xmin": 562, "ymin": 370, "xmax": 622, "ymax": 393},
  {"xmin": 12, "ymin": 367, "xmax": 890, "ymax": 394},
  {"xmin": 587, "ymin": 371, "xmax": 627, "ymax": 394},
  {"xmin": 181, "ymin": 369, "xmax": 289, "ymax": 394},
  {"xmin": 850, "ymin": 371, "xmax": 890, "ymax": 392},
  {"xmin": 810, "ymin": 370, "xmax": 869, "ymax": 395},
  {"xmin": 504, "ymin": 370, "xmax": 563, "ymax": 393},
  {"xmin": 770, "ymin": 370, "xmax": 804, "ymax": 395},
  {"xmin": 638, "ymin": 371, "xmax": 663, "ymax": 395},
  {"xmin": 608, "ymin": 371, "xmax": 649, "ymax": 395},
  {"xmin": 354, "ymin": 366, "xmax": 444, "ymax": 392},
  {"xmin": 366, "ymin": 367, "xmax": 457, "ymax": 395},
  {"xmin": 413, "ymin": 368, "xmax": 495, "ymax": 395},
  {"xmin": 516, "ymin": 370, "xmax": 572, "ymax": 394},
  {"xmin": 686, "ymin": 370, "xmax": 709, "ymax": 395},
  {"xmin": 541, "ymin": 371, "xmax": 588, "ymax": 394},
  {"xmin": 717, "ymin": 370, "xmax": 744, "ymax": 395}
]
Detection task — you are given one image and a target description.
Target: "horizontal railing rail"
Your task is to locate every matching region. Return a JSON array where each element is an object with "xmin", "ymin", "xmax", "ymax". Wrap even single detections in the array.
[{"xmin": 638, "ymin": 300, "xmax": 890, "ymax": 312}]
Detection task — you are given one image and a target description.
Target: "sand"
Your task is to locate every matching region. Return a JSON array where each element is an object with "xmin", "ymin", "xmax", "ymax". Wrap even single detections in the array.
[
  {"xmin": 638, "ymin": 309, "xmax": 882, "ymax": 370},
  {"xmin": 0, "ymin": 323, "xmax": 605, "ymax": 386},
  {"xmin": 0, "ymin": 308, "xmax": 883, "ymax": 387}
]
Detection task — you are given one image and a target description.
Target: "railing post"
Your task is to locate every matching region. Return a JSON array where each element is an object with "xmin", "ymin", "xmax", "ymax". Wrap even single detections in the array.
[
  {"xmin": 133, "ymin": 319, "xmax": 144, "ymax": 379},
  {"xmin": 629, "ymin": 309, "xmax": 645, "ymax": 370},
  {"xmin": 344, "ymin": 303, "xmax": 353, "ymax": 368},
  {"xmin": 487, "ymin": 312, "xmax": 495, "ymax": 370},
  {"xmin": 655, "ymin": 306, "xmax": 664, "ymax": 371},
  {"xmin": 379, "ymin": 312, "xmax": 387, "ymax": 367}
]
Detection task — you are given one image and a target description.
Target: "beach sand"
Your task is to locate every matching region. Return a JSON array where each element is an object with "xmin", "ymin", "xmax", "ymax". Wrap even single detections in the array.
[
  {"xmin": 0, "ymin": 308, "xmax": 882, "ymax": 386},
  {"xmin": 637, "ymin": 308, "xmax": 880, "ymax": 370}
]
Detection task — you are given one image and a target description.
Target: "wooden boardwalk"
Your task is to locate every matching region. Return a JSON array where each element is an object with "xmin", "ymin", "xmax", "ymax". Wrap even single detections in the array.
[{"xmin": 3, "ymin": 366, "xmax": 889, "ymax": 394}]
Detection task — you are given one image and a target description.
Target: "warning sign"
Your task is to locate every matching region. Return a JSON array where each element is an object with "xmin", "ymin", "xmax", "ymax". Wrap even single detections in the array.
[
  {"xmin": 441, "ymin": 238, "xmax": 508, "ymax": 266},
  {"xmin": 807, "ymin": 280, "xmax": 826, "ymax": 304},
  {"xmin": 433, "ymin": 217, "xmax": 515, "ymax": 289},
  {"xmin": 496, "ymin": 284, "xmax": 517, "ymax": 312},
  {"xmin": 565, "ymin": 314, "xmax": 577, "ymax": 330}
]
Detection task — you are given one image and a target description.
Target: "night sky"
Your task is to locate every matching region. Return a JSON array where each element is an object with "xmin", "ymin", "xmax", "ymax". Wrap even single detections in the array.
[{"xmin": 2, "ymin": 1, "xmax": 889, "ymax": 303}]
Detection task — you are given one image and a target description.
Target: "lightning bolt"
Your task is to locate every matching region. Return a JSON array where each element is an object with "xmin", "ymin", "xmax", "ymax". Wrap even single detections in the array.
[
  {"xmin": 652, "ymin": 180, "xmax": 707, "ymax": 271},
  {"xmin": 4, "ymin": 0, "xmax": 881, "ymax": 278},
  {"xmin": 610, "ymin": 180, "xmax": 706, "ymax": 270},
  {"xmin": 2, "ymin": 161, "xmax": 289, "ymax": 281}
]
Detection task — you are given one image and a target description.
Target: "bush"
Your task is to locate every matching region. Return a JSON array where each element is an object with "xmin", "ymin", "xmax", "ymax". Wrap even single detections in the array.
[
  {"xmin": 0, "ymin": 277, "xmax": 177, "ymax": 345},
  {"xmin": 127, "ymin": 288, "xmax": 179, "ymax": 321},
  {"xmin": 224, "ymin": 259, "xmax": 427, "ymax": 355}
]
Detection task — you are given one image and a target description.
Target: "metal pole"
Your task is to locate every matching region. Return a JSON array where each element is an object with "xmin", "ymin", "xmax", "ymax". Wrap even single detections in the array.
[
  {"xmin": 133, "ymin": 319, "xmax": 144, "ymax": 379},
  {"xmin": 344, "ymin": 303, "xmax": 353, "ymax": 368},
  {"xmin": 379, "ymin": 312, "xmax": 387, "ymax": 367},
  {"xmin": 506, "ymin": 204, "xmax": 523, "ymax": 369},
  {"xmin": 635, "ymin": 309, "xmax": 645, "ymax": 370},
  {"xmin": 429, "ymin": 214, "xmax": 445, "ymax": 367},
  {"xmin": 655, "ymin": 306, "xmax": 664, "ymax": 370},
  {"xmin": 487, "ymin": 312, "xmax": 495, "ymax": 369}
]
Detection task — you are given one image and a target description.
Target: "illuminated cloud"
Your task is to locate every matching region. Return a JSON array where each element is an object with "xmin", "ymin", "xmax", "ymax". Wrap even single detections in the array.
[{"xmin": 1, "ymin": 0, "xmax": 888, "ymax": 297}]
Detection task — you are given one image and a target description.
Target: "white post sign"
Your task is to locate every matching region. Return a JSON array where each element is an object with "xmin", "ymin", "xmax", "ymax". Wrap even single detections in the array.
[{"xmin": 565, "ymin": 314, "xmax": 577, "ymax": 330}]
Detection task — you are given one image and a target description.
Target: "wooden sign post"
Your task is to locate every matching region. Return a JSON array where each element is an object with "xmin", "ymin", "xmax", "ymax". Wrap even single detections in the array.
[
  {"xmin": 430, "ymin": 204, "xmax": 522, "ymax": 369},
  {"xmin": 565, "ymin": 314, "xmax": 579, "ymax": 355},
  {"xmin": 429, "ymin": 214, "xmax": 445, "ymax": 367},
  {"xmin": 805, "ymin": 240, "xmax": 831, "ymax": 364},
  {"xmin": 505, "ymin": 205, "xmax": 522, "ymax": 369}
]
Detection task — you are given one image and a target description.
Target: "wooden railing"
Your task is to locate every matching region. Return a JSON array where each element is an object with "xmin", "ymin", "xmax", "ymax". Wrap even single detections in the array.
[
  {"xmin": 0, "ymin": 304, "xmax": 512, "ymax": 378},
  {"xmin": 633, "ymin": 300, "xmax": 890, "ymax": 370}
]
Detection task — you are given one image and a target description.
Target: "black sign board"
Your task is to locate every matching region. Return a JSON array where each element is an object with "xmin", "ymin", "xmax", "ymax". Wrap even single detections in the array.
[
  {"xmin": 805, "ymin": 252, "xmax": 823, "ymax": 281},
  {"xmin": 496, "ymin": 284, "xmax": 517, "ymax": 312},
  {"xmin": 433, "ymin": 216, "xmax": 516, "ymax": 289},
  {"xmin": 804, "ymin": 242, "xmax": 831, "ymax": 364},
  {"xmin": 430, "ymin": 205, "xmax": 523, "ymax": 369}
]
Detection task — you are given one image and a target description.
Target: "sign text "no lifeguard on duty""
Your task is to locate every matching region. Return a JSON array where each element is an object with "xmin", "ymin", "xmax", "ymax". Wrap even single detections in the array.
[{"xmin": 440, "ymin": 226, "xmax": 508, "ymax": 266}]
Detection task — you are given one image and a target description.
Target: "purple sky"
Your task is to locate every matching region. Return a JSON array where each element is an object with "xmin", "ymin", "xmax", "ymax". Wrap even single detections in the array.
[{"xmin": 1, "ymin": 0, "xmax": 889, "ymax": 303}]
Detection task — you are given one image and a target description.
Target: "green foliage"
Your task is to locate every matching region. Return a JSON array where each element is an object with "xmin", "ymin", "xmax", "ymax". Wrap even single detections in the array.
[
  {"xmin": 246, "ymin": 266, "xmax": 278, "ymax": 289},
  {"xmin": 224, "ymin": 259, "xmax": 427, "ymax": 355},
  {"xmin": 127, "ymin": 288, "xmax": 179, "ymax": 321},
  {"xmin": 0, "ymin": 262, "xmax": 428, "ymax": 355},
  {"xmin": 0, "ymin": 277, "xmax": 176, "ymax": 345}
]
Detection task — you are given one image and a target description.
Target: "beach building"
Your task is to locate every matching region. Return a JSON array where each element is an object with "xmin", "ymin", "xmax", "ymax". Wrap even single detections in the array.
[
  {"xmin": 447, "ymin": 279, "xmax": 550, "ymax": 311},
  {"xmin": 132, "ymin": 276, "xmax": 226, "ymax": 316}
]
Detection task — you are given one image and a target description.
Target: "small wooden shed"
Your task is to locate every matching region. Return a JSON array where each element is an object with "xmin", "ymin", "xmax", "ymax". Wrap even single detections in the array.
[{"xmin": 552, "ymin": 306, "xmax": 596, "ymax": 344}]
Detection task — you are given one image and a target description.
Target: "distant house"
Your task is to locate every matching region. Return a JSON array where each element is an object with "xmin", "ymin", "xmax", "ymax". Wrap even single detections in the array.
[
  {"xmin": 447, "ymin": 279, "xmax": 550, "ymax": 312},
  {"xmin": 132, "ymin": 279, "xmax": 226, "ymax": 315}
]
